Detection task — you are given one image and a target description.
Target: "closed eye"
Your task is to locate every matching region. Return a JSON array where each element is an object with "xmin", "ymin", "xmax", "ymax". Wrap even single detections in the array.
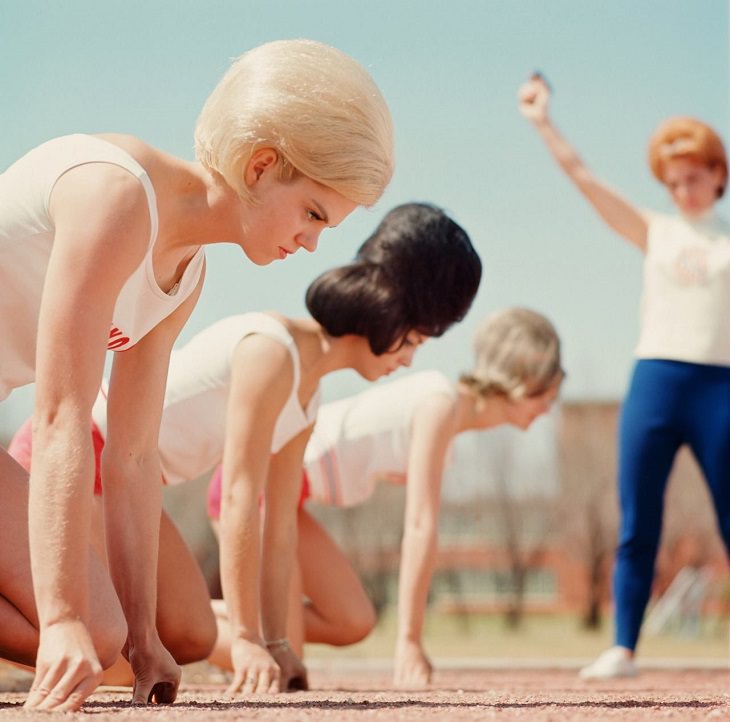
[{"xmin": 402, "ymin": 334, "xmax": 425, "ymax": 348}]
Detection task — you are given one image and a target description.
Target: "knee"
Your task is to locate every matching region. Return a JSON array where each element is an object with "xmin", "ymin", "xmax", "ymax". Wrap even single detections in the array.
[
  {"xmin": 617, "ymin": 518, "xmax": 660, "ymax": 556},
  {"xmin": 332, "ymin": 599, "xmax": 377, "ymax": 646},
  {"xmin": 96, "ymin": 614, "xmax": 128, "ymax": 671},
  {"xmin": 160, "ymin": 607, "xmax": 217, "ymax": 665},
  {"xmin": 615, "ymin": 536, "xmax": 659, "ymax": 568},
  {"xmin": 346, "ymin": 606, "xmax": 377, "ymax": 645}
]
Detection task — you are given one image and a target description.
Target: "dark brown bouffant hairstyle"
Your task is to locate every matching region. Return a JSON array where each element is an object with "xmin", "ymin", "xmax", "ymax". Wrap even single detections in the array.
[{"xmin": 306, "ymin": 202, "xmax": 482, "ymax": 354}]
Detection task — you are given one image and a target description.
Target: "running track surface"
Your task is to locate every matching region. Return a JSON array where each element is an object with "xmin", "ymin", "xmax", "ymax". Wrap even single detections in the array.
[{"xmin": 1, "ymin": 665, "xmax": 729, "ymax": 720}]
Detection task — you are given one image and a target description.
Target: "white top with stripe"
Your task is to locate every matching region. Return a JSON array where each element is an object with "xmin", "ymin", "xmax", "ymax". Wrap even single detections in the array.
[{"xmin": 0, "ymin": 134, "xmax": 205, "ymax": 401}]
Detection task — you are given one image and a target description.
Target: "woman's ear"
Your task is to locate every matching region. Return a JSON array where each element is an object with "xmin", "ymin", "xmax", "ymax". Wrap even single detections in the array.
[{"xmin": 244, "ymin": 147, "xmax": 279, "ymax": 187}]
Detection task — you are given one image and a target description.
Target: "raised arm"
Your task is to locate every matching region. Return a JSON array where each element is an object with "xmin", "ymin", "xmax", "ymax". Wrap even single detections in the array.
[
  {"xmin": 518, "ymin": 73, "xmax": 649, "ymax": 250},
  {"xmin": 102, "ymin": 269, "xmax": 204, "ymax": 705},
  {"xmin": 394, "ymin": 393, "xmax": 458, "ymax": 689},
  {"xmin": 218, "ymin": 335, "xmax": 293, "ymax": 696},
  {"xmin": 26, "ymin": 164, "xmax": 154, "ymax": 711}
]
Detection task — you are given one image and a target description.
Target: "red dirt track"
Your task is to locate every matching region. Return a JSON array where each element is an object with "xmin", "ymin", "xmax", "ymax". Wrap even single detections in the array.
[{"xmin": 2, "ymin": 666, "xmax": 729, "ymax": 720}]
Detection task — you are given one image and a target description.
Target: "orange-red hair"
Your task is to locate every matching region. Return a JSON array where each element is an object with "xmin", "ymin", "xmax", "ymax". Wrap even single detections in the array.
[{"xmin": 648, "ymin": 117, "xmax": 727, "ymax": 198}]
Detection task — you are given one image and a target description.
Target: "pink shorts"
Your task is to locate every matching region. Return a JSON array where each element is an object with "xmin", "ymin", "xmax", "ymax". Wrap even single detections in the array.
[
  {"xmin": 9, "ymin": 416, "xmax": 106, "ymax": 495},
  {"xmin": 207, "ymin": 464, "xmax": 311, "ymax": 520}
]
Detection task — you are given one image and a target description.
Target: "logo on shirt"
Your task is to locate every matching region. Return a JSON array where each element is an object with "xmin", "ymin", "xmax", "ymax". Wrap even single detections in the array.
[
  {"xmin": 108, "ymin": 326, "xmax": 131, "ymax": 350},
  {"xmin": 672, "ymin": 247, "xmax": 709, "ymax": 286}
]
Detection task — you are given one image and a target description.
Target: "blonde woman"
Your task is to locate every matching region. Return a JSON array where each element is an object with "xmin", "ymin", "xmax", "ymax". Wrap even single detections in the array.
[
  {"xmin": 209, "ymin": 307, "xmax": 563, "ymax": 689},
  {"xmin": 519, "ymin": 73, "xmax": 730, "ymax": 679},
  {"xmin": 0, "ymin": 38, "xmax": 393, "ymax": 710}
]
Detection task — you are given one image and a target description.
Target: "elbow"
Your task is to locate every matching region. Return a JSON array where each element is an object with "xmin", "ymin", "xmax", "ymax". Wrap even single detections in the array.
[
  {"xmin": 101, "ymin": 445, "xmax": 160, "ymax": 491},
  {"xmin": 31, "ymin": 404, "xmax": 89, "ymax": 442},
  {"xmin": 402, "ymin": 521, "xmax": 438, "ymax": 546},
  {"xmin": 28, "ymin": 409, "xmax": 98, "ymax": 474},
  {"xmin": 267, "ymin": 522, "xmax": 297, "ymax": 554}
]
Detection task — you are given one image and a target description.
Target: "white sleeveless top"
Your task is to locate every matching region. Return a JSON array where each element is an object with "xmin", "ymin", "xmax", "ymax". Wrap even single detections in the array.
[
  {"xmin": 0, "ymin": 134, "xmax": 205, "ymax": 401},
  {"xmin": 304, "ymin": 370, "xmax": 456, "ymax": 507},
  {"xmin": 92, "ymin": 312, "xmax": 320, "ymax": 486},
  {"xmin": 635, "ymin": 211, "xmax": 730, "ymax": 365}
]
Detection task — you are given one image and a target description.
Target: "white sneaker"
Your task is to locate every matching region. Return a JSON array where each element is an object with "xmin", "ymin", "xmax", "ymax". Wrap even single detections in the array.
[{"xmin": 579, "ymin": 647, "xmax": 637, "ymax": 680}]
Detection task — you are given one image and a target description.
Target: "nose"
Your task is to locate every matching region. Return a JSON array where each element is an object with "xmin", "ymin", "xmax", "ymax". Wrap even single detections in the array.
[
  {"xmin": 399, "ymin": 347, "xmax": 416, "ymax": 368},
  {"xmin": 296, "ymin": 229, "xmax": 321, "ymax": 254},
  {"xmin": 539, "ymin": 397, "xmax": 556, "ymax": 416}
]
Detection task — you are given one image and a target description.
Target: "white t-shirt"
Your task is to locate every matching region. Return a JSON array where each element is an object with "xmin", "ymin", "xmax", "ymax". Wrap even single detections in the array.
[
  {"xmin": 92, "ymin": 312, "xmax": 320, "ymax": 486},
  {"xmin": 0, "ymin": 134, "xmax": 205, "ymax": 401},
  {"xmin": 635, "ymin": 211, "xmax": 730, "ymax": 365},
  {"xmin": 304, "ymin": 370, "xmax": 456, "ymax": 507}
]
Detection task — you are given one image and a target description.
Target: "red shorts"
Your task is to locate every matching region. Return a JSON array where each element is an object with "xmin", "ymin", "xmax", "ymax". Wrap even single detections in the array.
[
  {"xmin": 9, "ymin": 417, "xmax": 105, "ymax": 495},
  {"xmin": 207, "ymin": 464, "xmax": 311, "ymax": 520}
]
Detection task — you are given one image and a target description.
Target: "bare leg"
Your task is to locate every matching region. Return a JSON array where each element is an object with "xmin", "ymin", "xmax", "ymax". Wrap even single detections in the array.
[
  {"xmin": 207, "ymin": 511, "xmax": 307, "ymax": 669},
  {"xmin": 156, "ymin": 510, "xmax": 217, "ymax": 663},
  {"xmin": 0, "ymin": 448, "xmax": 126, "ymax": 670},
  {"xmin": 298, "ymin": 508, "xmax": 376, "ymax": 646},
  {"xmin": 0, "ymin": 594, "xmax": 37, "ymax": 667},
  {"xmin": 287, "ymin": 559, "xmax": 305, "ymax": 657},
  {"xmin": 207, "ymin": 599, "xmax": 233, "ymax": 671},
  {"xmin": 207, "ymin": 506, "xmax": 377, "ymax": 671},
  {"xmin": 206, "ymin": 519, "xmax": 235, "ymax": 671},
  {"xmin": 102, "ymin": 509, "xmax": 217, "ymax": 685}
]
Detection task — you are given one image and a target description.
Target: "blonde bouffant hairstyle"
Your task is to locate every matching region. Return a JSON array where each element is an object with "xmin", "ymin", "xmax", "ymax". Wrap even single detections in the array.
[
  {"xmin": 648, "ymin": 116, "xmax": 727, "ymax": 198},
  {"xmin": 460, "ymin": 308, "xmax": 563, "ymax": 400},
  {"xmin": 194, "ymin": 39, "xmax": 394, "ymax": 206}
]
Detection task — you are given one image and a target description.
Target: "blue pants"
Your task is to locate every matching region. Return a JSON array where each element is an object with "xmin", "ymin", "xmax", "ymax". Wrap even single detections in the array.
[{"xmin": 614, "ymin": 359, "xmax": 730, "ymax": 651}]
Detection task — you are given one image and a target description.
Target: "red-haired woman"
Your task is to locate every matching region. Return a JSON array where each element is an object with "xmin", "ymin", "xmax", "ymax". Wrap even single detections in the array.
[{"xmin": 519, "ymin": 73, "xmax": 729, "ymax": 679}]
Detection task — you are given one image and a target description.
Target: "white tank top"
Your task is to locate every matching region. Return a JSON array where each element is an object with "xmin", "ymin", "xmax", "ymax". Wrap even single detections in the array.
[
  {"xmin": 635, "ymin": 211, "xmax": 730, "ymax": 365},
  {"xmin": 304, "ymin": 370, "xmax": 456, "ymax": 507},
  {"xmin": 0, "ymin": 134, "xmax": 205, "ymax": 401},
  {"xmin": 92, "ymin": 313, "xmax": 320, "ymax": 486}
]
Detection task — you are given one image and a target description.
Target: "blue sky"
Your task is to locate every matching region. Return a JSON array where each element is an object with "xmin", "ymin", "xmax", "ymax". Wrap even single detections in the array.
[{"xmin": 1, "ymin": 0, "xmax": 728, "ymax": 439}]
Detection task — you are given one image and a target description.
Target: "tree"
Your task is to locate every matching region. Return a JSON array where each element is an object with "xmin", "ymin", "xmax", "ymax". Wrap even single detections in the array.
[
  {"xmin": 556, "ymin": 401, "xmax": 618, "ymax": 629},
  {"xmin": 484, "ymin": 427, "xmax": 554, "ymax": 629}
]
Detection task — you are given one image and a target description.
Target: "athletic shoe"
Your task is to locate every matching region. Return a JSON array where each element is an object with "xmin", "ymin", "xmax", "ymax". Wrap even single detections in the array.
[{"xmin": 579, "ymin": 646, "xmax": 637, "ymax": 680}]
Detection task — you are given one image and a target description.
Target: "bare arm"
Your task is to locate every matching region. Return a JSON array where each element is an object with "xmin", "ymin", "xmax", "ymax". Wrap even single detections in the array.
[
  {"xmin": 394, "ymin": 393, "xmax": 458, "ymax": 688},
  {"xmin": 218, "ymin": 335, "xmax": 292, "ymax": 695},
  {"xmin": 261, "ymin": 428, "xmax": 312, "ymax": 691},
  {"xmin": 518, "ymin": 74, "xmax": 649, "ymax": 251},
  {"xmin": 27, "ymin": 163, "xmax": 153, "ymax": 711},
  {"xmin": 102, "ymin": 268, "xmax": 204, "ymax": 704}
]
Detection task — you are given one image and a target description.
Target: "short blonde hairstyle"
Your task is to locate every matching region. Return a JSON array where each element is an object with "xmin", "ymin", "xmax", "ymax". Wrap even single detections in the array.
[
  {"xmin": 460, "ymin": 308, "xmax": 563, "ymax": 400},
  {"xmin": 194, "ymin": 39, "xmax": 394, "ymax": 206},
  {"xmin": 648, "ymin": 116, "xmax": 727, "ymax": 198}
]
